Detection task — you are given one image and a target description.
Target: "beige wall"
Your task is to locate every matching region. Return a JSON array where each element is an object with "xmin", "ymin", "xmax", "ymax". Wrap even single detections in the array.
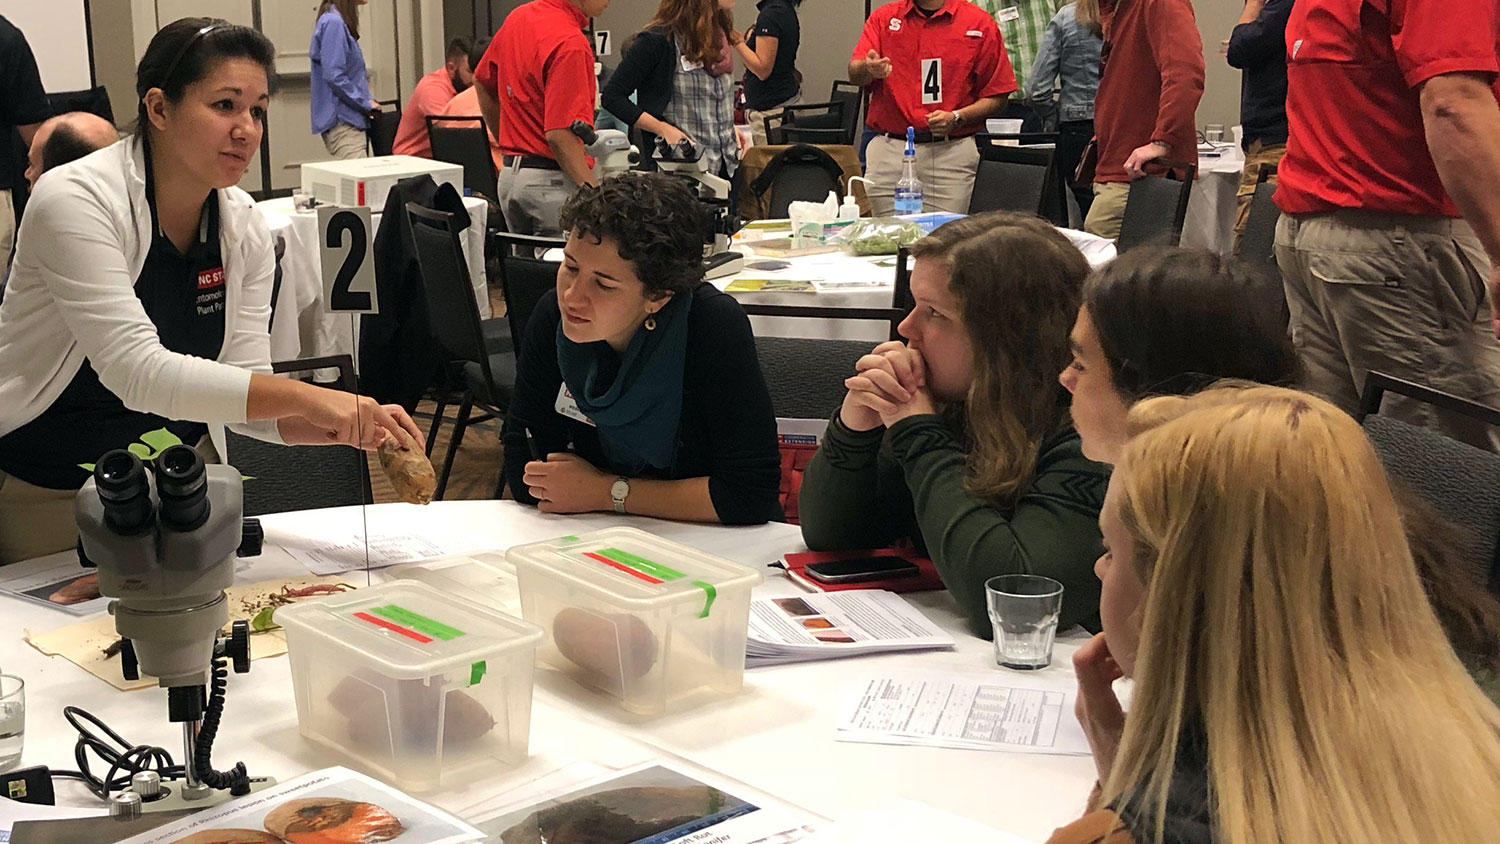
[{"xmin": 443, "ymin": 0, "xmax": 1246, "ymax": 131}]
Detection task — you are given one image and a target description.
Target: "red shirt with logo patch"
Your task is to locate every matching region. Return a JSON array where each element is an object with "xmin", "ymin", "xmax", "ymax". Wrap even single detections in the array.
[
  {"xmin": 1276, "ymin": 0, "xmax": 1500, "ymax": 217},
  {"xmin": 852, "ymin": 0, "xmax": 1018, "ymax": 136}
]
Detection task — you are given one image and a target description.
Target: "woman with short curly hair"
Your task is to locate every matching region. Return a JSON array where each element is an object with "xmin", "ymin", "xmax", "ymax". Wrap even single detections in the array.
[{"xmin": 500, "ymin": 172, "xmax": 782, "ymax": 524}]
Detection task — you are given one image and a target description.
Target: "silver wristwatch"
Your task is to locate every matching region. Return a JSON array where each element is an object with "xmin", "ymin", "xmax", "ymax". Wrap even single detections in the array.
[{"xmin": 610, "ymin": 476, "xmax": 630, "ymax": 514}]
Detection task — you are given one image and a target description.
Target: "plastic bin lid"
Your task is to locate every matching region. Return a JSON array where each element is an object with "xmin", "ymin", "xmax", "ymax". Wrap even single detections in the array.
[
  {"xmin": 275, "ymin": 579, "xmax": 543, "ymax": 676},
  {"xmin": 505, "ymin": 527, "xmax": 763, "ymax": 618}
]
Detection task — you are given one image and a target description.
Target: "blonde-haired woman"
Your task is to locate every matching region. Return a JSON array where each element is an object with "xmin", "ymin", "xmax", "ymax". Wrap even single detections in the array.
[
  {"xmin": 799, "ymin": 213, "xmax": 1109, "ymax": 636},
  {"xmin": 1049, "ymin": 385, "xmax": 1500, "ymax": 844}
]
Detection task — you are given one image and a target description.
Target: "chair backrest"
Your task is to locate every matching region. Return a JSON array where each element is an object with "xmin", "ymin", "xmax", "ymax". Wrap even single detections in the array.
[
  {"xmin": 224, "ymin": 355, "xmax": 371, "ymax": 516},
  {"xmin": 46, "ymin": 86, "xmax": 115, "ymax": 123},
  {"xmin": 755, "ymin": 335, "xmax": 870, "ymax": 420},
  {"xmin": 1116, "ymin": 168, "xmax": 1195, "ymax": 252},
  {"xmin": 493, "ymin": 231, "xmax": 567, "ymax": 358},
  {"xmin": 405, "ymin": 203, "xmax": 491, "ymax": 375},
  {"xmin": 1239, "ymin": 180, "xmax": 1281, "ymax": 275},
  {"xmin": 969, "ymin": 145, "xmax": 1056, "ymax": 216},
  {"xmin": 828, "ymin": 82, "xmax": 863, "ymax": 145},
  {"xmin": 1359, "ymin": 372, "xmax": 1500, "ymax": 594},
  {"xmin": 368, "ymin": 100, "xmax": 401, "ymax": 156},
  {"xmin": 765, "ymin": 162, "xmax": 840, "ymax": 219},
  {"xmin": 767, "ymin": 101, "xmax": 848, "ymax": 146},
  {"xmin": 426, "ymin": 115, "xmax": 497, "ymax": 200}
]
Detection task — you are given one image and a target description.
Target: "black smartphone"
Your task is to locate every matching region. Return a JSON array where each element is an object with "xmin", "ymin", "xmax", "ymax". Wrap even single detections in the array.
[{"xmin": 805, "ymin": 557, "xmax": 921, "ymax": 584}]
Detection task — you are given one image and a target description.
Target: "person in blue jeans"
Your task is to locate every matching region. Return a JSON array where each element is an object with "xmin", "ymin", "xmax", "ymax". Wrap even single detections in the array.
[
  {"xmin": 1029, "ymin": 2, "xmax": 1102, "ymax": 223},
  {"xmin": 310, "ymin": 0, "xmax": 376, "ymax": 158}
]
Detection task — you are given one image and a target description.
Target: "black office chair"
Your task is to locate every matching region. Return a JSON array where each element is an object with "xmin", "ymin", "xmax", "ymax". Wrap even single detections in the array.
[
  {"xmin": 406, "ymin": 203, "xmax": 516, "ymax": 499},
  {"xmin": 829, "ymin": 81, "xmax": 864, "ymax": 145},
  {"xmin": 1238, "ymin": 180, "xmax": 1281, "ymax": 276},
  {"xmin": 969, "ymin": 144, "xmax": 1059, "ymax": 219},
  {"xmin": 746, "ymin": 144, "xmax": 846, "ymax": 220},
  {"xmin": 1116, "ymin": 166, "xmax": 1196, "ymax": 252},
  {"xmin": 755, "ymin": 336, "xmax": 871, "ymax": 420},
  {"xmin": 224, "ymin": 356, "xmax": 372, "ymax": 516},
  {"xmin": 764, "ymin": 101, "xmax": 849, "ymax": 146},
  {"xmin": 493, "ymin": 232, "xmax": 567, "ymax": 359},
  {"xmin": 368, "ymin": 99, "xmax": 401, "ymax": 156},
  {"xmin": 1357, "ymin": 372, "xmax": 1500, "ymax": 596},
  {"xmin": 46, "ymin": 86, "xmax": 115, "ymax": 123},
  {"xmin": 426, "ymin": 115, "xmax": 497, "ymax": 201}
]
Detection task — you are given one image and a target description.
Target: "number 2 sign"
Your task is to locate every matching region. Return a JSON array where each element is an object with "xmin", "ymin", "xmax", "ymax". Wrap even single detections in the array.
[{"xmin": 317, "ymin": 206, "xmax": 378, "ymax": 315}]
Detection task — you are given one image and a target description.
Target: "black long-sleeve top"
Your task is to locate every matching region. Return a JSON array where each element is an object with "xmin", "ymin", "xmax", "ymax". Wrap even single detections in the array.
[
  {"xmin": 502, "ymin": 284, "xmax": 784, "ymax": 525},
  {"xmin": 600, "ymin": 27, "xmax": 675, "ymax": 169},
  {"xmin": 1226, "ymin": 0, "xmax": 1293, "ymax": 150}
]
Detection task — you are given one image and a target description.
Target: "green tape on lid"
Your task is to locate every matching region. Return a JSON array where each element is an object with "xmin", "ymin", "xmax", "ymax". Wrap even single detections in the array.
[
  {"xmin": 470, "ymin": 660, "xmax": 487, "ymax": 686},
  {"xmin": 370, "ymin": 605, "xmax": 467, "ymax": 641},
  {"xmin": 584, "ymin": 547, "xmax": 717, "ymax": 617}
]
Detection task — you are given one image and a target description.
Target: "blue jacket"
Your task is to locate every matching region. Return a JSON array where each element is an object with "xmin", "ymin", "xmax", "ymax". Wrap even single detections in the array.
[
  {"xmin": 309, "ymin": 11, "xmax": 371, "ymax": 135},
  {"xmin": 1226, "ymin": 0, "xmax": 1291, "ymax": 149},
  {"xmin": 1028, "ymin": 3, "xmax": 1102, "ymax": 123}
]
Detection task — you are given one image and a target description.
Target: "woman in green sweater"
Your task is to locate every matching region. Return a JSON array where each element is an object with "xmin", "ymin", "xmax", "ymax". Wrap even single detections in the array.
[{"xmin": 799, "ymin": 213, "xmax": 1108, "ymax": 636}]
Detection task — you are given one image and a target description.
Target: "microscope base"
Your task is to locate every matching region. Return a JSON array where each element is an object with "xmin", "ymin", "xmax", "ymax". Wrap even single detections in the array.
[{"xmin": 134, "ymin": 776, "xmax": 277, "ymax": 813}]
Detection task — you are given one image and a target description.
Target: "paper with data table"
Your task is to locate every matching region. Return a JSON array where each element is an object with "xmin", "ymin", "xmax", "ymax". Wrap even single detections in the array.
[{"xmin": 836, "ymin": 672, "xmax": 1091, "ymax": 755}]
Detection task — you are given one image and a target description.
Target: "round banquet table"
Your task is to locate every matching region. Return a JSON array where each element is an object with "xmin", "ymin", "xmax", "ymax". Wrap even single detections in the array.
[{"xmin": 6, "ymin": 501, "xmax": 1096, "ymax": 842}]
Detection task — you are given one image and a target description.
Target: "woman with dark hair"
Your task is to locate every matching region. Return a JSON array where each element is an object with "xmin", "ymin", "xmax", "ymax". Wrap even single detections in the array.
[
  {"xmin": 501, "ymin": 172, "xmax": 781, "ymax": 525},
  {"xmin": 0, "ymin": 17, "xmax": 422, "ymax": 564},
  {"xmin": 732, "ymin": 0, "xmax": 802, "ymax": 146},
  {"xmin": 1058, "ymin": 246, "xmax": 1500, "ymax": 703},
  {"xmin": 601, "ymin": 0, "xmax": 743, "ymax": 178},
  {"xmin": 799, "ymin": 213, "xmax": 1110, "ymax": 636},
  {"xmin": 310, "ymin": 0, "xmax": 376, "ymax": 159}
]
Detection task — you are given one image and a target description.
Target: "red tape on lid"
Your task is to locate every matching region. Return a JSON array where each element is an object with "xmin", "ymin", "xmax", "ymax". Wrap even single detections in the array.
[
  {"xmin": 582, "ymin": 551, "xmax": 664, "ymax": 584},
  {"xmin": 354, "ymin": 611, "xmax": 433, "ymax": 643}
]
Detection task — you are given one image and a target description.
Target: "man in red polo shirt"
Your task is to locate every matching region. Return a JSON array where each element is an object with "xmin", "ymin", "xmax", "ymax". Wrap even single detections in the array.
[
  {"xmin": 472, "ymin": 0, "xmax": 609, "ymax": 235},
  {"xmin": 1275, "ymin": 0, "xmax": 1500, "ymax": 451},
  {"xmin": 392, "ymin": 38, "xmax": 474, "ymax": 159},
  {"xmin": 849, "ymin": 0, "xmax": 1018, "ymax": 214}
]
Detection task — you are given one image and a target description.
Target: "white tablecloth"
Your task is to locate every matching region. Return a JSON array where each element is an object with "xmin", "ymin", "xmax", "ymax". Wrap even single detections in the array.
[
  {"xmin": 719, "ymin": 226, "xmax": 1118, "ymax": 342},
  {"xmin": 7, "ymin": 501, "xmax": 1096, "ymax": 842},
  {"xmin": 256, "ymin": 196, "xmax": 489, "ymax": 366},
  {"xmin": 1180, "ymin": 146, "xmax": 1247, "ymax": 257}
]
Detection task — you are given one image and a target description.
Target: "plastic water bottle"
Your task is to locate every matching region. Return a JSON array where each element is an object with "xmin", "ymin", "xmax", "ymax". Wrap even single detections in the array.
[{"xmin": 894, "ymin": 126, "xmax": 924, "ymax": 216}]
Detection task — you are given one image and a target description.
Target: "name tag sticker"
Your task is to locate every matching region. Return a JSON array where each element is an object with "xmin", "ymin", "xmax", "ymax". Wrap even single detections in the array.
[
  {"xmin": 998, "ymin": 6, "xmax": 1020, "ymax": 22},
  {"xmin": 555, "ymin": 383, "xmax": 596, "ymax": 427},
  {"xmin": 966, "ymin": 30, "xmax": 984, "ymax": 37}
]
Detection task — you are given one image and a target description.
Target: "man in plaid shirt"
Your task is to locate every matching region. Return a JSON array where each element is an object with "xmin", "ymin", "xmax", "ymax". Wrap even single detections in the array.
[{"xmin": 973, "ymin": 0, "xmax": 1063, "ymax": 129}]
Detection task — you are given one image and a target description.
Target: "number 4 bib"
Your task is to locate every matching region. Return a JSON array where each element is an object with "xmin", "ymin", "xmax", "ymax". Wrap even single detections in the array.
[{"xmin": 920, "ymin": 58, "xmax": 943, "ymax": 106}]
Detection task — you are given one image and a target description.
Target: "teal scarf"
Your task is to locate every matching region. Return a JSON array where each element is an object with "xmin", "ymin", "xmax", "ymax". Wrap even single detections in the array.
[{"xmin": 556, "ymin": 291, "xmax": 693, "ymax": 473}]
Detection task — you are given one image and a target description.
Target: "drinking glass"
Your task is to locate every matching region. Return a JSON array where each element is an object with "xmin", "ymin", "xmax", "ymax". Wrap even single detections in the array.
[
  {"xmin": 0, "ymin": 674, "xmax": 24, "ymax": 773},
  {"xmin": 986, "ymin": 575, "xmax": 1064, "ymax": 670}
]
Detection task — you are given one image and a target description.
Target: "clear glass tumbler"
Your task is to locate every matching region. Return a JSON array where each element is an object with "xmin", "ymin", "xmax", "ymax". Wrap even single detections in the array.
[
  {"xmin": 986, "ymin": 575, "xmax": 1064, "ymax": 670},
  {"xmin": 0, "ymin": 674, "xmax": 24, "ymax": 773}
]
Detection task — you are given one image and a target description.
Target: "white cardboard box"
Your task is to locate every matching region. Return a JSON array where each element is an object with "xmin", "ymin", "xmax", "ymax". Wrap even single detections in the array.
[{"xmin": 300, "ymin": 155, "xmax": 463, "ymax": 209}]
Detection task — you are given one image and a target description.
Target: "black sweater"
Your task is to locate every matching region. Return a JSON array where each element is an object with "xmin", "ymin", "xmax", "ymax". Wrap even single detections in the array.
[
  {"xmin": 1225, "ymin": 0, "xmax": 1292, "ymax": 150},
  {"xmin": 502, "ymin": 283, "xmax": 784, "ymax": 525},
  {"xmin": 601, "ymin": 28, "xmax": 676, "ymax": 167}
]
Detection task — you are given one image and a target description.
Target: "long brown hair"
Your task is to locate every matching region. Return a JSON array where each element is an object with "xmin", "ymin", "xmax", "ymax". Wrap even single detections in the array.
[
  {"xmin": 906, "ymin": 213, "xmax": 1091, "ymax": 504},
  {"xmin": 1075, "ymin": 0, "xmax": 1103, "ymax": 37},
  {"xmin": 646, "ymin": 0, "xmax": 732, "ymax": 68},
  {"xmin": 317, "ymin": 0, "xmax": 361, "ymax": 40}
]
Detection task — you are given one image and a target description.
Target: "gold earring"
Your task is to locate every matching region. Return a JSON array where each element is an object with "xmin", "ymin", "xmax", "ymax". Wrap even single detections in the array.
[{"xmin": 644, "ymin": 316, "xmax": 657, "ymax": 331}]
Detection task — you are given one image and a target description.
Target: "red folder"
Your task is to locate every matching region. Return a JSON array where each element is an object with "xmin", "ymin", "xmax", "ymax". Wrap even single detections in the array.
[{"xmin": 781, "ymin": 548, "xmax": 946, "ymax": 594}]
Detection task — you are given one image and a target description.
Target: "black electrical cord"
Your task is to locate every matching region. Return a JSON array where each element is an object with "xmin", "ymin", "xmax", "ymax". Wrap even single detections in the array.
[
  {"xmin": 52, "ymin": 706, "xmax": 186, "ymax": 800},
  {"xmin": 193, "ymin": 652, "xmax": 250, "ymax": 796}
]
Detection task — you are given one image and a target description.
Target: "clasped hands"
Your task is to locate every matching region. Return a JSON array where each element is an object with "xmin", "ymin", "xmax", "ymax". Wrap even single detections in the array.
[
  {"xmin": 839, "ymin": 340, "xmax": 938, "ymax": 432},
  {"xmin": 523, "ymin": 452, "xmax": 612, "ymax": 514}
]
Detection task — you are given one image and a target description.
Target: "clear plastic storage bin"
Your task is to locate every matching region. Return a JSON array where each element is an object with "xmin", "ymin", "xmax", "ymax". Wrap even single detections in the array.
[
  {"xmin": 505, "ymin": 528, "xmax": 763, "ymax": 715},
  {"xmin": 276, "ymin": 580, "xmax": 543, "ymax": 790}
]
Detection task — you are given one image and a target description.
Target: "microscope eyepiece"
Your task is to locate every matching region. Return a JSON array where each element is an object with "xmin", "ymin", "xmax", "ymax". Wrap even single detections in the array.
[
  {"xmin": 95, "ymin": 450, "xmax": 154, "ymax": 535},
  {"xmin": 155, "ymin": 445, "xmax": 210, "ymax": 531}
]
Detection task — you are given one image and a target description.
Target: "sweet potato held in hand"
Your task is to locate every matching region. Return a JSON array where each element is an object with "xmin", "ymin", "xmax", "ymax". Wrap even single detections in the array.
[{"xmin": 377, "ymin": 438, "xmax": 435, "ymax": 504}]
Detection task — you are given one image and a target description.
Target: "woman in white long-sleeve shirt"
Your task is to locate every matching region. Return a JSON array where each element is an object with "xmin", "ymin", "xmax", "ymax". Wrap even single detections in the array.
[{"xmin": 0, "ymin": 17, "xmax": 422, "ymax": 565}]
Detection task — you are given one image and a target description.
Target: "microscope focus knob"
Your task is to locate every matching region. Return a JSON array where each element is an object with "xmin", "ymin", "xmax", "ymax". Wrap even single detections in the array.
[
  {"xmin": 120, "ymin": 639, "xmax": 139, "ymax": 681},
  {"xmin": 109, "ymin": 791, "xmax": 142, "ymax": 820},
  {"xmin": 230, "ymin": 620, "xmax": 251, "ymax": 674},
  {"xmin": 131, "ymin": 770, "xmax": 163, "ymax": 801}
]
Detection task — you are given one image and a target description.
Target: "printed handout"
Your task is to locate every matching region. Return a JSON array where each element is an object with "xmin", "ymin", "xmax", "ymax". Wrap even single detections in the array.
[{"xmin": 746, "ymin": 591, "xmax": 954, "ymax": 666}]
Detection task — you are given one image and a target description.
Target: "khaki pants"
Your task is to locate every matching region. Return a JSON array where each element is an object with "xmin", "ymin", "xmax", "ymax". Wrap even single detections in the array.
[
  {"xmin": 747, "ymin": 94, "xmax": 801, "ymax": 147},
  {"xmin": 1233, "ymin": 140, "xmax": 1286, "ymax": 254},
  {"xmin": 1083, "ymin": 181, "xmax": 1130, "ymax": 239},
  {"xmin": 1275, "ymin": 211, "xmax": 1500, "ymax": 452},
  {"xmin": 864, "ymin": 135, "xmax": 980, "ymax": 216},
  {"xmin": 322, "ymin": 122, "xmax": 368, "ymax": 159},
  {"xmin": 497, "ymin": 161, "xmax": 578, "ymax": 236},
  {"xmin": 0, "ymin": 436, "xmax": 224, "ymax": 566},
  {"xmin": 0, "ymin": 188, "xmax": 14, "ymax": 277}
]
